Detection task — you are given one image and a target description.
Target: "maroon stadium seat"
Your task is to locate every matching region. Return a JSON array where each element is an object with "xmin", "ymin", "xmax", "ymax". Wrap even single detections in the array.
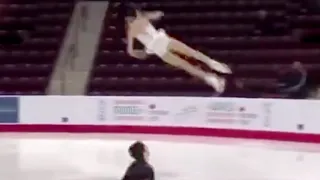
[{"xmin": 0, "ymin": 1, "xmax": 74, "ymax": 95}]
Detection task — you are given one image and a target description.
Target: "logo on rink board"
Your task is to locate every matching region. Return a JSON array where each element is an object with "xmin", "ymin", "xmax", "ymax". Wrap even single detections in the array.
[
  {"xmin": 174, "ymin": 106, "xmax": 198, "ymax": 121},
  {"xmin": 0, "ymin": 97, "xmax": 19, "ymax": 123},
  {"xmin": 112, "ymin": 100, "xmax": 169, "ymax": 121},
  {"xmin": 114, "ymin": 106, "xmax": 142, "ymax": 115},
  {"xmin": 262, "ymin": 102, "xmax": 272, "ymax": 127},
  {"xmin": 147, "ymin": 104, "xmax": 169, "ymax": 121},
  {"xmin": 206, "ymin": 101, "xmax": 257, "ymax": 125},
  {"xmin": 97, "ymin": 99, "xmax": 107, "ymax": 121},
  {"xmin": 113, "ymin": 100, "xmax": 144, "ymax": 120}
]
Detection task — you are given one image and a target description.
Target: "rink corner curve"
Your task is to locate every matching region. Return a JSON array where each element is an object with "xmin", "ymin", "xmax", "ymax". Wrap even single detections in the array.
[{"xmin": 0, "ymin": 124, "xmax": 319, "ymax": 143}]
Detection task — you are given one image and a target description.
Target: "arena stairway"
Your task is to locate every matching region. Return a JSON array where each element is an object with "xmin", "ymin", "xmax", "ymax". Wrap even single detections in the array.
[
  {"xmin": 47, "ymin": 1, "xmax": 109, "ymax": 95},
  {"xmin": 87, "ymin": 0, "xmax": 320, "ymax": 97}
]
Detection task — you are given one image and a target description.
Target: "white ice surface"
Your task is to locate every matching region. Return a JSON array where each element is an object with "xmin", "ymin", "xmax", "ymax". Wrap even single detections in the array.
[{"xmin": 0, "ymin": 133, "xmax": 319, "ymax": 180}]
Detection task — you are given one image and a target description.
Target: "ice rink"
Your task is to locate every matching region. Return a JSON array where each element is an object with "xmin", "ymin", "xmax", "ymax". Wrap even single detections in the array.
[{"xmin": 1, "ymin": 133, "xmax": 320, "ymax": 180}]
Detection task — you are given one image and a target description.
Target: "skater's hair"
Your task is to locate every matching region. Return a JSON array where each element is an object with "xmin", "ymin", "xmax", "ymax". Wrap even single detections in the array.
[
  {"xmin": 126, "ymin": 3, "xmax": 142, "ymax": 17},
  {"xmin": 129, "ymin": 141, "xmax": 146, "ymax": 161}
]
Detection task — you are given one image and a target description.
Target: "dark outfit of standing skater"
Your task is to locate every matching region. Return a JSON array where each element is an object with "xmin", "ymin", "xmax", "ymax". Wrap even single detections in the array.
[{"xmin": 122, "ymin": 141, "xmax": 155, "ymax": 180}]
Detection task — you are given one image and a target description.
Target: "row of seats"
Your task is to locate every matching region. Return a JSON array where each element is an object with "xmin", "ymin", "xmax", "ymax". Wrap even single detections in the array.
[
  {"xmin": 88, "ymin": 0, "xmax": 319, "ymax": 97},
  {"xmin": 92, "ymin": 63, "xmax": 320, "ymax": 78},
  {"xmin": 100, "ymin": 36, "xmax": 320, "ymax": 50},
  {"xmin": 0, "ymin": 2, "xmax": 74, "ymax": 94},
  {"xmin": 95, "ymin": 50, "xmax": 320, "ymax": 63},
  {"xmin": 0, "ymin": 0, "xmax": 315, "ymax": 96}
]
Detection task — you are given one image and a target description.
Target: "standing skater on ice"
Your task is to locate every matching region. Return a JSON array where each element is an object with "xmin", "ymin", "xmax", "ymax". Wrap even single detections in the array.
[
  {"xmin": 125, "ymin": 8, "xmax": 232, "ymax": 93},
  {"xmin": 122, "ymin": 141, "xmax": 154, "ymax": 180}
]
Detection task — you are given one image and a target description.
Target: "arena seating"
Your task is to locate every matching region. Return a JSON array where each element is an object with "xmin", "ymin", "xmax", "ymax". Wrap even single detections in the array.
[
  {"xmin": 0, "ymin": 1, "xmax": 74, "ymax": 95},
  {"xmin": 88, "ymin": 0, "xmax": 320, "ymax": 97}
]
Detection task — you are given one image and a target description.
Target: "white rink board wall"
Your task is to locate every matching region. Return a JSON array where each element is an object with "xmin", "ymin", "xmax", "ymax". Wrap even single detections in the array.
[
  {"xmin": 17, "ymin": 96, "xmax": 320, "ymax": 134},
  {"xmin": 20, "ymin": 96, "xmax": 99, "ymax": 124}
]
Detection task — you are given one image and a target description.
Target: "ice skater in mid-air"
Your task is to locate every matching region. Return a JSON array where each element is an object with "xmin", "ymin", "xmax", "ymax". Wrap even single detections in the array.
[{"xmin": 125, "ymin": 8, "xmax": 232, "ymax": 93}]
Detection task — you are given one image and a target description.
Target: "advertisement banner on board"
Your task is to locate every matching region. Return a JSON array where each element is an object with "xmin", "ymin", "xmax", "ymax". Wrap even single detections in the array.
[
  {"xmin": 0, "ymin": 97, "xmax": 19, "ymax": 123},
  {"xmin": 204, "ymin": 99, "xmax": 260, "ymax": 129},
  {"xmin": 97, "ymin": 99, "xmax": 108, "ymax": 122},
  {"xmin": 112, "ymin": 99, "xmax": 145, "ymax": 121},
  {"xmin": 110, "ymin": 98, "xmax": 170, "ymax": 122},
  {"xmin": 174, "ymin": 105, "xmax": 199, "ymax": 121},
  {"xmin": 18, "ymin": 96, "xmax": 303, "ymax": 133}
]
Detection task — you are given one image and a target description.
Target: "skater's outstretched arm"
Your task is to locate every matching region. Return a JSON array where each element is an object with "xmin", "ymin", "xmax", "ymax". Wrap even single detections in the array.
[{"xmin": 143, "ymin": 11, "xmax": 164, "ymax": 21}]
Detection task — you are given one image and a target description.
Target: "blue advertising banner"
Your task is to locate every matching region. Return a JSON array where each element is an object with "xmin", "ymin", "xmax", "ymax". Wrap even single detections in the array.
[{"xmin": 0, "ymin": 97, "xmax": 19, "ymax": 123}]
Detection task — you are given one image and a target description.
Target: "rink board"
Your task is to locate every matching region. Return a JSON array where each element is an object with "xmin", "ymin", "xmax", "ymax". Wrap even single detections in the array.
[
  {"xmin": 0, "ymin": 124, "xmax": 320, "ymax": 143},
  {"xmin": 0, "ymin": 96, "xmax": 319, "ymax": 143}
]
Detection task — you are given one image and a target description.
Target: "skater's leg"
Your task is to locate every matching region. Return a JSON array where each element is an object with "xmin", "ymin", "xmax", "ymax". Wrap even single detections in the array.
[
  {"xmin": 161, "ymin": 52, "xmax": 225, "ymax": 92},
  {"xmin": 162, "ymin": 52, "xmax": 206, "ymax": 78},
  {"xmin": 168, "ymin": 38, "xmax": 232, "ymax": 74}
]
